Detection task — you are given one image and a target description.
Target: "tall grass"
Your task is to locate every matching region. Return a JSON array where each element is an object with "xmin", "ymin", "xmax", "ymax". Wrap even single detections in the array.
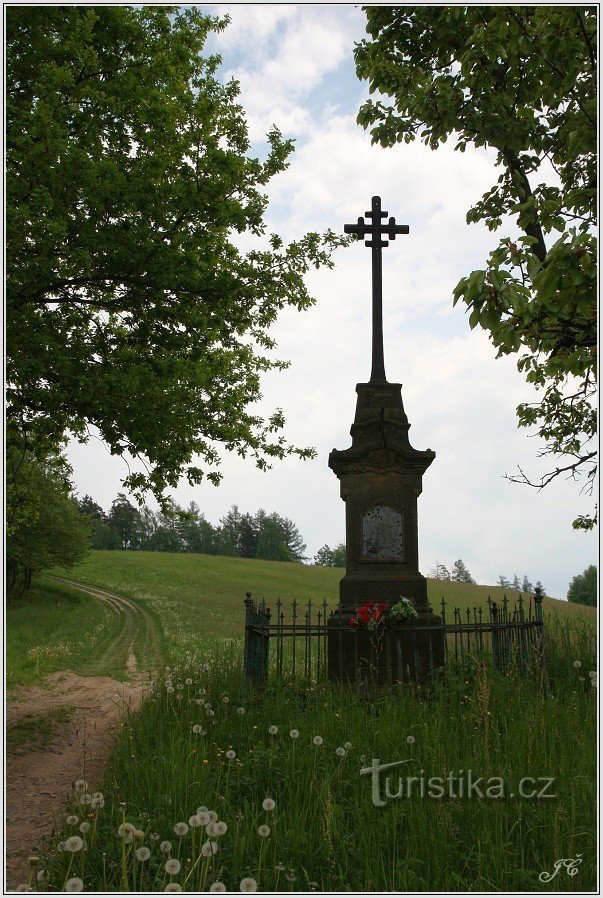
[{"xmin": 31, "ymin": 616, "xmax": 596, "ymax": 893}]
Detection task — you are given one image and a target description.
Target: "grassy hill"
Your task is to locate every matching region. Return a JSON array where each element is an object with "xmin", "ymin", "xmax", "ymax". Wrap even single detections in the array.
[
  {"xmin": 7, "ymin": 551, "xmax": 593, "ymax": 687},
  {"xmin": 49, "ymin": 550, "xmax": 593, "ymax": 664}
]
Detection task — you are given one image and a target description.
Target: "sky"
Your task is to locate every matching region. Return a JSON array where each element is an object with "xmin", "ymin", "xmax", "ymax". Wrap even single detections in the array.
[{"xmin": 65, "ymin": 4, "xmax": 598, "ymax": 599}]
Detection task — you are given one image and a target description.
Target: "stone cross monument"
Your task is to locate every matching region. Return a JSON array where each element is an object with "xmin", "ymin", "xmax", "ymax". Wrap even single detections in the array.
[{"xmin": 327, "ymin": 197, "xmax": 444, "ymax": 682}]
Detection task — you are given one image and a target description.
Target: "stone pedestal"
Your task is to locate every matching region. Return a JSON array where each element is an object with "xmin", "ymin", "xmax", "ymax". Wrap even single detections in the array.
[{"xmin": 327, "ymin": 381, "xmax": 444, "ymax": 682}]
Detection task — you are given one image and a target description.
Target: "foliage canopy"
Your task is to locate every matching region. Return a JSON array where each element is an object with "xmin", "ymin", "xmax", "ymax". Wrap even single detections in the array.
[
  {"xmin": 7, "ymin": 6, "xmax": 343, "ymax": 502},
  {"xmin": 355, "ymin": 6, "xmax": 597, "ymax": 528}
]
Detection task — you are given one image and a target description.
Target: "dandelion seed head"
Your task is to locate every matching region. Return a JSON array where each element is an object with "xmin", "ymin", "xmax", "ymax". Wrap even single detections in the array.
[
  {"xmin": 185, "ymin": 678, "xmax": 193, "ymax": 685},
  {"xmin": 57, "ymin": 841, "xmax": 66, "ymax": 852},
  {"xmin": 208, "ymin": 810, "xmax": 218, "ymax": 824},
  {"xmin": 118, "ymin": 823, "xmax": 135, "ymax": 838},
  {"xmin": 344, "ymin": 742, "xmax": 352, "ymax": 750},
  {"xmin": 262, "ymin": 798, "xmax": 275, "ymax": 812},
  {"xmin": 226, "ymin": 749, "xmax": 236, "ymax": 760},
  {"xmin": 79, "ymin": 794, "xmax": 92, "ymax": 806},
  {"xmin": 240, "ymin": 877, "xmax": 258, "ymax": 892},
  {"xmin": 173, "ymin": 822, "xmax": 189, "ymax": 836},
  {"xmin": 210, "ymin": 882, "xmax": 227, "ymax": 892},
  {"xmin": 258, "ymin": 824, "xmax": 270, "ymax": 838},
  {"xmin": 165, "ymin": 858, "xmax": 181, "ymax": 875},
  {"xmin": 74, "ymin": 779, "xmax": 88, "ymax": 794},
  {"xmin": 16, "ymin": 884, "xmax": 30, "ymax": 892},
  {"xmin": 65, "ymin": 836, "xmax": 84, "ymax": 853},
  {"xmin": 336, "ymin": 747, "xmax": 346, "ymax": 757},
  {"xmin": 164, "ymin": 884, "xmax": 182, "ymax": 893},
  {"xmin": 66, "ymin": 815, "xmax": 79, "ymax": 826},
  {"xmin": 236, "ymin": 707, "xmax": 245, "ymax": 715},
  {"xmin": 201, "ymin": 840, "xmax": 219, "ymax": 857},
  {"xmin": 189, "ymin": 814, "xmax": 200, "ymax": 827},
  {"xmin": 65, "ymin": 878, "xmax": 84, "ymax": 893},
  {"xmin": 91, "ymin": 796, "xmax": 105, "ymax": 809},
  {"xmin": 136, "ymin": 847, "xmax": 151, "ymax": 862},
  {"xmin": 222, "ymin": 696, "xmax": 230, "ymax": 703},
  {"xmin": 160, "ymin": 840, "xmax": 172, "ymax": 854},
  {"xmin": 313, "ymin": 735, "xmax": 323, "ymax": 746},
  {"xmin": 197, "ymin": 811, "xmax": 210, "ymax": 826},
  {"xmin": 406, "ymin": 735, "xmax": 416, "ymax": 744},
  {"xmin": 268, "ymin": 725, "xmax": 278, "ymax": 735},
  {"xmin": 214, "ymin": 821, "xmax": 227, "ymax": 836},
  {"xmin": 79, "ymin": 822, "xmax": 90, "ymax": 834},
  {"xmin": 289, "ymin": 729, "xmax": 299, "ymax": 739}
]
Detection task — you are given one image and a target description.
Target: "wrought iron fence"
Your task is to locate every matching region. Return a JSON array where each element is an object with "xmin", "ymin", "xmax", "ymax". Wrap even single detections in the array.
[{"xmin": 243, "ymin": 590, "xmax": 545, "ymax": 687}]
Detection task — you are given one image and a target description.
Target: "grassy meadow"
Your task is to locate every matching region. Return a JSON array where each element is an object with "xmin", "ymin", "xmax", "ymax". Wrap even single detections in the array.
[
  {"xmin": 8, "ymin": 551, "xmax": 597, "ymax": 892},
  {"xmin": 45, "ymin": 550, "xmax": 596, "ymax": 665}
]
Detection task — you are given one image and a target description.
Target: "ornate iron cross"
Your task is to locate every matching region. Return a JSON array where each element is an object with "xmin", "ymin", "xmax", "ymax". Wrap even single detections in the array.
[{"xmin": 344, "ymin": 196, "xmax": 409, "ymax": 383}]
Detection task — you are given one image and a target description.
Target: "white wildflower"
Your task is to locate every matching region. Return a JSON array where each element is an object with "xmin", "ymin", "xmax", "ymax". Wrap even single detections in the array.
[
  {"xmin": 64, "ymin": 836, "xmax": 84, "ymax": 853},
  {"xmin": 201, "ymin": 840, "xmax": 219, "ymax": 857}
]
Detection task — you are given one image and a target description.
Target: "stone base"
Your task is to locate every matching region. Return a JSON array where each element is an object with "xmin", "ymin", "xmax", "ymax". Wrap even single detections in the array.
[
  {"xmin": 327, "ymin": 610, "xmax": 445, "ymax": 684},
  {"xmin": 338, "ymin": 573, "xmax": 430, "ymax": 614}
]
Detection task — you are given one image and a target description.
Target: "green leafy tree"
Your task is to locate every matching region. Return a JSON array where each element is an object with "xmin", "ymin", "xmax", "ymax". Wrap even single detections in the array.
[
  {"xmin": 255, "ymin": 517, "xmax": 292, "ymax": 562},
  {"xmin": 314, "ymin": 544, "xmax": 346, "ymax": 567},
  {"xmin": 108, "ymin": 494, "xmax": 144, "ymax": 550},
  {"xmin": 77, "ymin": 494, "xmax": 119, "ymax": 549},
  {"xmin": 431, "ymin": 562, "xmax": 451, "ymax": 581},
  {"xmin": 7, "ymin": 450, "xmax": 90, "ymax": 599},
  {"xmin": 521, "ymin": 574, "xmax": 534, "ymax": 593},
  {"xmin": 450, "ymin": 559, "xmax": 476, "ymax": 584},
  {"xmin": 6, "ymin": 6, "xmax": 344, "ymax": 502},
  {"xmin": 355, "ymin": 7, "xmax": 597, "ymax": 529},
  {"xmin": 567, "ymin": 564, "xmax": 597, "ymax": 607}
]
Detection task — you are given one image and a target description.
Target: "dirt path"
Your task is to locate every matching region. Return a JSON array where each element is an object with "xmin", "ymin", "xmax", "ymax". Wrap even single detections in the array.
[{"xmin": 5, "ymin": 584, "xmax": 162, "ymax": 891}]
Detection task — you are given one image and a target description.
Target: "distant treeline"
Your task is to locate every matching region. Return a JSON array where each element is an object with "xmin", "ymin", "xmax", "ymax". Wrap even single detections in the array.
[{"xmin": 78, "ymin": 495, "xmax": 307, "ymax": 562}]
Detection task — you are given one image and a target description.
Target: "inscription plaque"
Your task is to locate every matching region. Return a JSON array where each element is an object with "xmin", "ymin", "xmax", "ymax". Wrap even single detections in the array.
[{"xmin": 362, "ymin": 505, "xmax": 403, "ymax": 559}]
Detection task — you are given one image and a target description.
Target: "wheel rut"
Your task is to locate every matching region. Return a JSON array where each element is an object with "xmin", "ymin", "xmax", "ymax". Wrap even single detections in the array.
[{"xmin": 5, "ymin": 581, "xmax": 163, "ymax": 890}]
